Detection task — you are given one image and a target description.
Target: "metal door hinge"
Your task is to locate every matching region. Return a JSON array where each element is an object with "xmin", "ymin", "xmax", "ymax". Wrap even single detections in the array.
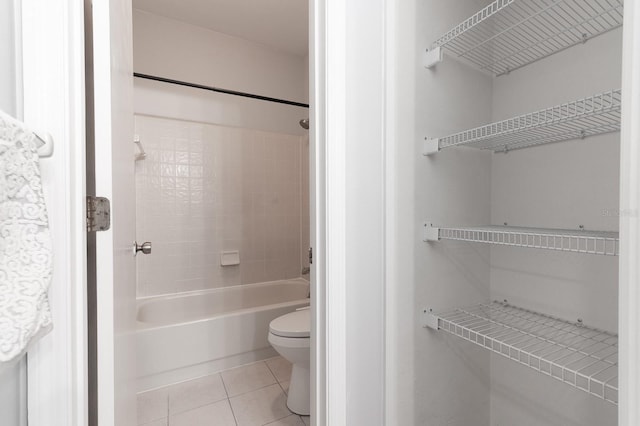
[
  {"xmin": 308, "ymin": 247, "xmax": 313, "ymax": 265},
  {"xmin": 86, "ymin": 196, "xmax": 111, "ymax": 232}
]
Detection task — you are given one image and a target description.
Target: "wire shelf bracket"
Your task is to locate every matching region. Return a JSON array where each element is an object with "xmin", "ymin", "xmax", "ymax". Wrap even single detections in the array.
[
  {"xmin": 423, "ymin": 47, "xmax": 443, "ymax": 68},
  {"xmin": 424, "ymin": 301, "xmax": 618, "ymax": 404},
  {"xmin": 423, "ymin": 223, "xmax": 619, "ymax": 256},
  {"xmin": 422, "ymin": 221, "xmax": 440, "ymax": 242},
  {"xmin": 426, "ymin": 0, "xmax": 624, "ymax": 76},
  {"xmin": 423, "ymin": 89, "xmax": 621, "ymax": 155},
  {"xmin": 422, "ymin": 138, "xmax": 440, "ymax": 156}
]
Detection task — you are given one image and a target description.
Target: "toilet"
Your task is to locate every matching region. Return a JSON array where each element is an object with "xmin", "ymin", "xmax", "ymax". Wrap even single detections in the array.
[{"xmin": 268, "ymin": 307, "xmax": 310, "ymax": 415}]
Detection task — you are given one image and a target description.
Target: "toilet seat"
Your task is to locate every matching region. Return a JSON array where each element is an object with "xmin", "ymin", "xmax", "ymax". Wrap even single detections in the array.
[
  {"xmin": 269, "ymin": 309, "xmax": 310, "ymax": 338},
  {"xmin": 268, "ymin": 332, "xmax": 310, "ymax": 349}
]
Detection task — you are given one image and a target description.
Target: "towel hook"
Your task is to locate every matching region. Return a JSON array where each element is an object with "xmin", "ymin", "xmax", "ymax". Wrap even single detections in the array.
[
  {"xmin": 134, "ymin": 135, "xmax": 147, "ymax": 161},
  {"xmin": 34, "ymin": 132, "xmax": 54, "ymax": 158}
]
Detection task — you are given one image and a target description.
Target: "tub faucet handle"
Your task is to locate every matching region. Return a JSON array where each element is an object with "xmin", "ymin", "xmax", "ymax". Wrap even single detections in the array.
[{"xmin": 134, "ymin": 241, "xmax": 152, "ymax": 255}]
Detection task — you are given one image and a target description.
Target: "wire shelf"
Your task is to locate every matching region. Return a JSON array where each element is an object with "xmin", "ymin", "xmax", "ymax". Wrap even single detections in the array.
[
  {"xmin": 429, "ymin": 301, "xmax": 618, "ymax": 404},
  {"xmin": 430, "ymin": 0, "xmax": 624, "ymax": 76},
  {"xmin": 436, "ymin": 225, "xmax": 619, "ymax": 256},
  {"xmin": 433, "ymin": 89, "xmax": 621, "ymax": 153}
]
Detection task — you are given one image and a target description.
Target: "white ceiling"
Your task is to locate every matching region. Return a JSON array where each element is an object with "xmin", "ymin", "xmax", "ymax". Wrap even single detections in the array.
[{"xmin": 133, "ymin": 0, "xmax": 309, "ymax": 57}]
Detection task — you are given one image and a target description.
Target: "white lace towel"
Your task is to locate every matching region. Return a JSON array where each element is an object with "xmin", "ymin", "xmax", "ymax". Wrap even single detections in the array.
[{"xmin": 0, "ymin": 110, "xmax": 53, "ymax": 367}]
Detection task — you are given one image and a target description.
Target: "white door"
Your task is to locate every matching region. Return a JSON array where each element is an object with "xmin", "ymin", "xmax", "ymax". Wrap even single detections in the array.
[{"xmin": 91, "ymin": 1, "xmax": 137, "ymax": 425}]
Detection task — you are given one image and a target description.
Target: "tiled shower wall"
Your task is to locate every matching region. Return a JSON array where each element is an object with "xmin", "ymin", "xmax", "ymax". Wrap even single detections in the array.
[{"xmin": 135, "ymin": 115, "xmax": 309, "ymax": 297}]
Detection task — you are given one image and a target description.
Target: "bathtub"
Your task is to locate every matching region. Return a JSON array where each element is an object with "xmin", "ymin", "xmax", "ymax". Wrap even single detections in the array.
[{"xmin": 136, "ymin": 278, "xmax": 310, "ymax": 391}]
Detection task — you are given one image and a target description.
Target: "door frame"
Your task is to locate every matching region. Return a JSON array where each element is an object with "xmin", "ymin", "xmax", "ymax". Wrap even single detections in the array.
[
  {"xmin": 312, "ymin": 0, "xmax": 390, "ymax": 424},
  {"xmin": 20, "ymin": 0, "xmax": 88, "ymax": 425},
  {"xmin": 619, "ymin": 2, "xmax": 640, "ymax": 424},
  {"xmin": 310, "ymin": 0, "xmax": 347, "ymax": 423},
  {"xmin": 19, "ymin": 0, "xmax": 382, "ymax": 424}
]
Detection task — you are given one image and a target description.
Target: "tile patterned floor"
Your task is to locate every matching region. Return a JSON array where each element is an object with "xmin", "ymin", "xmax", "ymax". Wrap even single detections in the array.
[{"xmin": 137, "ymin": 357, "xmax": 310, "ymax": 426}]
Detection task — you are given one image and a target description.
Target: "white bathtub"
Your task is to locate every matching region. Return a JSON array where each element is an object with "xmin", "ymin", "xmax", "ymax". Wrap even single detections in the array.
[{"xmin": 136, "ymin": 278, "xmax": 310, "ymax": 391}]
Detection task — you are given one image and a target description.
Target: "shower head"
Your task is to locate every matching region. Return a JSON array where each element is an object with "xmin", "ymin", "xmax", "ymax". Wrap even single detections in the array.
[{"xmin": 299, "ymin": 118, "xmax": 309, "ymax": 130}]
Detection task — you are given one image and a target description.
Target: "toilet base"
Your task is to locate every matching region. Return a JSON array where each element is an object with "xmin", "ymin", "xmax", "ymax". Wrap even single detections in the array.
[{"xmin": 286, "ymin": 363, "xmax": 310, "ymax": 415}]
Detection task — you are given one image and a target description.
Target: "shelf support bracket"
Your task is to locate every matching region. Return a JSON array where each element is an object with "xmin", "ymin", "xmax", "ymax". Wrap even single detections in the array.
[
  {"xmin": 422, "ymin": 221, "xmax": 440, "ymax": 242},
  {"xmin": 423, "ymin": 47, "xmax": 443, "ymax": 68},
  {"xmin": 421, "ymin": 308, "xmax": 440, "ymax": 329},
  {"xmin": 422, "ymin": 138, "xmax": 439, "ymax": 156}
]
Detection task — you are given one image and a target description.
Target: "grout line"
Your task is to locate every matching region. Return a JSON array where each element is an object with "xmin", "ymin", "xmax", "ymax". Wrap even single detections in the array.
[
  {"xmin": 139, "ymin": 419, "xmax": 169, "ymax": 426},
  {"xmin": 262, "ymin": 413, "xmax": 300, "ymax": 426},
  {"xmin": 218, "ymin": 361, "xmax": 284, "ymax": 426},
  {"xmin": 228, "ymin": 381, "xmax": 281, "ymax": 399},
  {"xmin": 169, "ymin": 399, "xmax": 238, "ymax": 426},
  {"xmin": 219, "ymin": 371, "xmax": 231, "ymax": 400},
  {"xmin": 165, "ymin": 390, "xmax": 169, "ymax": 422},
  {"xmin": 264, "ymin": 359, "xmax": 280, "ymax": 383},
  {"xmin": 265, "ymin": 359, "xmax": 294, "ymax": 397},
  {"xmin": 261, "ymin": 360, "xmax": 279, "ymax": 385},
  {"xmin": 223, "ymin": 358, "xmax": 273, "ymax": 374},
  {"xmin": 164, "ymin": 373, "xmax": 230, "ymax": 417},
  {"xmin": 168, "ymin": 394, "xmax": 230, "ymax": 417},
  {"xmin": 265, "ymin": 357, "xmax": 293, "ymax": 383},
  {"xmin": 227, "ymin": 382, "xmax": 295, "ymax": 426},
  {"xmin": 276, "ymin": 380, "xmax": 288, "ymax": 396},
  {"xmin": 139, "ymin": 358, "xmax": 291, "ymax": 424},
  {"xmin": 225, "ymin": 398, "xmax": 239, "ymax": 426}
]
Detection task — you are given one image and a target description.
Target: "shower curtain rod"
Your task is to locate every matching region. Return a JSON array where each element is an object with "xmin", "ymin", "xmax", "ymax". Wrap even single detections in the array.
[{"xmin": 134, "ymin": 73, "xmax": 310, "ymax": 108}]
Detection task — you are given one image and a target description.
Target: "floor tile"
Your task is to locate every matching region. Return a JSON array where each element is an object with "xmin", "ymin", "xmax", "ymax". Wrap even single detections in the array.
[
  {"xmin": 279, "ymin": 381, "xmax": 290, "ymax": 395},
  {"xmin": 263, "ymin": 414, "xmax": 304, "ymax": 426},
  {"xmin": 169, "ymin": 374, "xmax": 228, "ymax": 414},
  {"xmin": 141, "ymin": 419, "xmax": 167, "ymax": 426},
  {"xmin": 300, "ymin": 416, "xmax": 310, "ymax": 426},
  {"xmin": 138, "ymin": 387, "xmax": 169, "ymax": 424},
  {"xmin": 265, "ymin": 357, "xmax": 292, "ymax": 383},
  {"xmin": 229, "ymin": 384, "xmax": 290, "ymax": 426},
  {"xmin": 221, "ymin": 362, "xmax": 277, "ymax": 397},
  {"xmin": 169, "ymin": 400, "xmax": 236, "ymax": 426}
]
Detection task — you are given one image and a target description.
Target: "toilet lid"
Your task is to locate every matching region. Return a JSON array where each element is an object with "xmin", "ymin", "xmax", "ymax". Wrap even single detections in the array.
[{"xmin": 269, "ymin": 309, "xmax": 310, "ymax": 338}]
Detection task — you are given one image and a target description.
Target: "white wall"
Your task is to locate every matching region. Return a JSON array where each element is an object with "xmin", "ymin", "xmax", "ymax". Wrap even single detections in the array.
[
  {"xmin": 489, "ymin": 28, "xmax": 623, "ymax": 426},
  {"xmin": 133, "ymin": 9, "xmax": 308, "ymax": 104},
  {"xmin": 385, "ymin": 0, "xmax": 416, "ymax": 423},
  {"xmin": 389, "ymin": 1, "xmax": 496, "ymax": 424}
]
